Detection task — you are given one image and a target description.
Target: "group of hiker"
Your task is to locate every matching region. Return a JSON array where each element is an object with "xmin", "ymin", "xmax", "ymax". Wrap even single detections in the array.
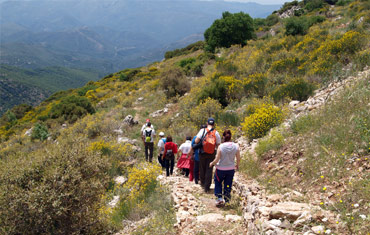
[{"xmin": 140, "ymin": 117, "xmax": 241, "ymax": 207}]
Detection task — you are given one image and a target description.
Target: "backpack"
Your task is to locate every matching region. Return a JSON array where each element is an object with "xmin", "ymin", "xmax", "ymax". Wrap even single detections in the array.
[
  {"xmin": 145, "ymin": 129, "xmax": 152, "ymax": 142},
  {"xmin": 165, "ymin": 149, "xmax": 174, "ymax": 160},
  {"xmin": 161, "ymin": 138, "xmax": 166, "ymax": 144},
  {"xmin": 202, "ymin": 128, "xmax": 216, "ymax": 154}
]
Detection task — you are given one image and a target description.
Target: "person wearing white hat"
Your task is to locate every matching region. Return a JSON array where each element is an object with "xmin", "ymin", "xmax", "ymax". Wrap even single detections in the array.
[{"xmin": 157, "ymin": 131, "xmax": 166, "ymax": 168}]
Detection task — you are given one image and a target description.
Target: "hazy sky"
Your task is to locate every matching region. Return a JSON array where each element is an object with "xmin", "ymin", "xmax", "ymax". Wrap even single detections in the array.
[{"xmin": 225, "ymin": 0, "xmax": 290, "ymax": 4}]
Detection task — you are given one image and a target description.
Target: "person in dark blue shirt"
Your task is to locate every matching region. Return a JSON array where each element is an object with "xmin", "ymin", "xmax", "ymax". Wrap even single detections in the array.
[{"xmin": 191, "ymin": 124, "xmax": 206, "ymax": 184}]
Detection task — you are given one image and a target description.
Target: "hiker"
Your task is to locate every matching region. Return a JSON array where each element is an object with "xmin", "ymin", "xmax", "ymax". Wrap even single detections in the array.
[
  {"xmin": 141, "ymin": 118, "xmax": 154, "ymax": 133},
  {"xmin": 162, "ymin": 136, "xmax": 177, "ymax": 177},
  {"xmin": 194, "ymin": 117, "xmax": 221, "ymax": 193},
  {"xmin": 157, "ymin": 132, "xmax": 166, "ymax": 168},
  {"xmin": 210, "ymin": 130, "xmax": 240, "ymax": 207},
  {"xmin": 177, "ymin": 136, "xmax": 193, "ymax": 180},
  {"xmin": 142, "ymin": 122, "xmax": 155, "ymax": 162},
  {"xmin": 191, "ymin": 124, "xmax": 207, "ymax": 184}
]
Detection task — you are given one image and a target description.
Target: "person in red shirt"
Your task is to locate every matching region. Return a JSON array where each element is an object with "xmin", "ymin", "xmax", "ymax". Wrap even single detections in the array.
[{"xmin": 162, "ymin": 136, "xmax": 178, "ymax": 176}]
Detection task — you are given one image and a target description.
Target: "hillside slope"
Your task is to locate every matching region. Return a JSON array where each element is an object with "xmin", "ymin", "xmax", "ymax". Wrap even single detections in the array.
[{"xmin": 0, "ymin": 0, "xmax": 369, "ymax": 234}]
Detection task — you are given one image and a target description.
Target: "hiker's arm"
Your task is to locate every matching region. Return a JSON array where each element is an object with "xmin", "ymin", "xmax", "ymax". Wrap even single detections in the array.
[
  {"xmin": 177, "ymin": 149, "xmax": 182, "ymax": 159},
  {"xmin": 194, "ymin": 137, "xmax": 201, "ymax": 144},
  {"xmin": 210, "ymin": 147, "xmax": 221, "ymax": 167},
  {"xmin": 235, "ymin": 149, "xmax": 241, "ymax": 170}
]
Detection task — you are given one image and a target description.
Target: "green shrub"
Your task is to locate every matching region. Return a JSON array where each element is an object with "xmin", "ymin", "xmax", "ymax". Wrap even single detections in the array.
[
  {"xmin": 198, "ymin": 75, "xmax": 229, "ymax": 107},
  {"xmin": 49, "ymin": 95, "xmax": 95, "ymax": 123},
  {"xmin": 31, "ymin": 123, "xmax": 49, "ymax": 141},
  {"xmin": 216, "ymin": 111, "xmax": 240, "ymax": 127},
  {"xmin": 336, "ymin": 0, "xmax": 351, "ymax": 6},
  {"xmin": 77, "ymin": 84, "xmax": 98, "ymax": 96},
  {"xmin": 285, "ymin": 17, "xmax": 308, "ymax": 36},
  {"xmin": 119, "ymin": 68, "xmax": 141, "ymax": 82},
  {"xmin": 190, "ymin": 98, "xmax": 222, "ymax": 126},
  {"xmin": 272, "ymin": 78, "xmax": 316, "ymax": 102},
  {"xmin": 307, "ymin": 15, "xmax": 326, "ymax": 27},
  {"xmin": 160, "ymin": 67, "xmax": 190, "ymax": 98},
  {"xmin": 255, "ymin": 129, "xmax": 284, "ymax": 156},
  {"xmin": 0, "ymin": 139, "xmax": 110, "ymax": 234},
  {"xmin": 242, "ymin": 101, "xmax": 285, "ymax": 139},
  {"xmin": 304, "ymin": 0, "xmax": 325, "ymax": 11},
  {"xmin": 178, "ymin": 57, "xmax": 204, "ymax": 76}
]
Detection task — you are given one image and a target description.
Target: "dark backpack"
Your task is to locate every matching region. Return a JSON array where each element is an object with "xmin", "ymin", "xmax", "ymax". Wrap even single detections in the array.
[
  {"xmin": 165, "ymin": 149, "xmax": 174, "ymax": 160},
  {"xmin": 145, "ymin": 129, "xmax": 152, "ymax": 142}
]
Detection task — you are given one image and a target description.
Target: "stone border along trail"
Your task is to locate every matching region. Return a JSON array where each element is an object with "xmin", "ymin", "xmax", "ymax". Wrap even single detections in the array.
[
  {"xmin": 159, "ymin": 171, "xmax": 246, "ymax": 235},
  {"xmin": 160, "ymin": 69, "xmax": 370, "ymax": 234}
]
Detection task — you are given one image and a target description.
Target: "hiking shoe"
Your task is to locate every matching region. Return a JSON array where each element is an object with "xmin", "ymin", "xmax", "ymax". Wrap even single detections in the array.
[{"xmin": 215, "ymin": 198, "xmax": 224, "ymax": 207}]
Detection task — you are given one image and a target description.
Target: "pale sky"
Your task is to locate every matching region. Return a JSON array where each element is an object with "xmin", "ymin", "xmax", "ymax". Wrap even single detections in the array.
[{"xmin": 225, "ymin": 0, "xmax": 291, "ymax": 5}]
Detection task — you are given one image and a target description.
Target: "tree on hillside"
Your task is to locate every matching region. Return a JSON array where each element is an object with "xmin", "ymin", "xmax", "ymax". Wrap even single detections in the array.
[{"xmin": 204, "ymin": 11, "xmax": 255, "ymax": 52}]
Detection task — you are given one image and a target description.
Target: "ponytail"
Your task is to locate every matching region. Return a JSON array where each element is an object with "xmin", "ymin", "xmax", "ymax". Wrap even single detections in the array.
[{"xmin": 223, "ymin": 130, "xmax": 232, "ymax": 142}]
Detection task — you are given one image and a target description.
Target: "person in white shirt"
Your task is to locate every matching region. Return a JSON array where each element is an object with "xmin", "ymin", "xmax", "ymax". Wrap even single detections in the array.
[
  {"xmin": 142, "ymin": 122, "xmax": 155, "ymax": 162},
  {"xmin": 177, "ymin": 136, "xmax": 193, "ymax": 179},
  {"xmin": 194, "ymin": 117, "xmax": 221, "ymax": 193},
  {"xmin": 141, "ymin": 118, "xmax": 154, "ymax": 133},
  {"xmin": 157, "ymin": 132, "xmax": 166, "ymax": 168}
]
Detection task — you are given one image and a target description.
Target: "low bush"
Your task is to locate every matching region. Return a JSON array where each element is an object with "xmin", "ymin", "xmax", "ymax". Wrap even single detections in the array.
[
  {"xmin": 77, "ymin": 84, "xmax": 98, "ymax": 96},
  {"xmin": 160, "ymin": 67, "xmax": 190, "ymax": 98},
  {"xmin": 178, "ymin": 57, "xmax": 204, "ymax": 76},
  {"xmin": 197, "ymin": 75, "xmax": 229, "ymax": 107},
  {"xmin": 272, "ymin": 77, "xmax": 316, "ymax": 102},
  {"xmin": 0, "ymin": 139, "xmax": 110, "ymax": 234},
  {"xmin": 110, "ymin": 163, "xmax": 162, "ymax": 223},
  {"xmin": 255, "ymin": 129, "xmax": 284, "ymax": 156},
  {"xmin": 119, "ymin": 68, "xmax": 141, "ymax": 82},
  {"xmin": 304, "ymin": 0, "xmax": 325, "ymax": 12},
  {"xmin": 285, "ymin": 16, "xmax": 308, "ymax": 36},
  {"xmin": 49, "ymin": 95, "xmax": 95, "ymax": 123},
  {"xmin": 31, "ymin": 123, "xmax": 49, "ymax": 141},
  {"xmin": 242, "ymin": 101, "xmax": 285, "ymax": 140},
  {"xmin": 190, "ymin": 98, "xmax": 222, "ymax": 126}
]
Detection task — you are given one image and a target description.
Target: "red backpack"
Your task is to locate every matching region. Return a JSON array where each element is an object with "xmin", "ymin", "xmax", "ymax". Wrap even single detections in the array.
[{"xmin": 202, "ymin": 129, "xmax": 216, "ymax": 154}]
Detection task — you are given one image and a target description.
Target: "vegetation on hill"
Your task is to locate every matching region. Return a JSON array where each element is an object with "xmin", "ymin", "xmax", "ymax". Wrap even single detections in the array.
[
  {"xmin": 0, "ymin": 65, "xmax": 100, "ymax": 116},
  {"xmin": 0, "ymin": 0, "xmax": 369, "ymax": 233}
]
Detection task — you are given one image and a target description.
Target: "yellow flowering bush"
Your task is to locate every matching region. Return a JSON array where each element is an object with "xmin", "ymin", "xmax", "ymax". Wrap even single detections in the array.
[
  {"xmin": 111, "ymin": 163, "xmax": 162, "ymax": 221},
  {"xmin": 242, "ymin": 101, "xmax": 284, "ymax": 139}
]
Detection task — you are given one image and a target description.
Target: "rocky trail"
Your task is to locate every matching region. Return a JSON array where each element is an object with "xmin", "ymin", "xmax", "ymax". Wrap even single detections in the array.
[
  {"xmin": 159, "ymin": 69, "xmax": 370, "ymax": 234},
  {"xmin": 160, "ymin": 164, "xmax": 337, "ymax": 235},
  {"xmin": 116, "ymin": 68, "xmax": 369, "ymax": 234}
]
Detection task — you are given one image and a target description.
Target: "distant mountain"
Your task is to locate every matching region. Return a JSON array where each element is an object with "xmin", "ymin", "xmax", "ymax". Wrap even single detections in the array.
[{"xmin": 0, "ymin": 0, "xmax": 281, "ymax": 115}]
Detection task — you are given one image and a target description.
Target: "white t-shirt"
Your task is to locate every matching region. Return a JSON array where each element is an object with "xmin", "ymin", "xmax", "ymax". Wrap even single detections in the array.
[
  {"xmin": 141, "ymin": 123, "xmax": 154, "ymax": 132},
  {"xmin": 142, "ymin": 127, "xmax": 155, "ymax": 143},
  {"xmin": 179, "ymin": 140, "xmax": 192, "ymax": 154},
  {"xmin": 196, "ymin": 127, "xmax": 221, "ymax": 145},
  {"xmin": 157, "ymin": 138, "xmax": 166, "ymax": 154}
]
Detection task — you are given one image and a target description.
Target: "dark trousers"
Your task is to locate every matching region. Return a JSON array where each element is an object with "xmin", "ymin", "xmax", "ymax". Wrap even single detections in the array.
[
  {"xmin": 165, "ymin": 158, "xmax": 175, "ymax": 176},
  {"xmin": 194, "ymin": 160, "xmax": 200, "ymax": 184},
  {"xmin": 199, "ymin": 152, "xmax": 216, "ymax": 192},
  {"xmin": 214, "ymin": 169, "xmax": 235, "ymax": 203},
  {"xmin": 144, "ymin": 142, "xmax": 154, "ymax": 162},
  {"xmin": 158, "ymin": 154, "xmax": 165, "ymax": 168}
]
